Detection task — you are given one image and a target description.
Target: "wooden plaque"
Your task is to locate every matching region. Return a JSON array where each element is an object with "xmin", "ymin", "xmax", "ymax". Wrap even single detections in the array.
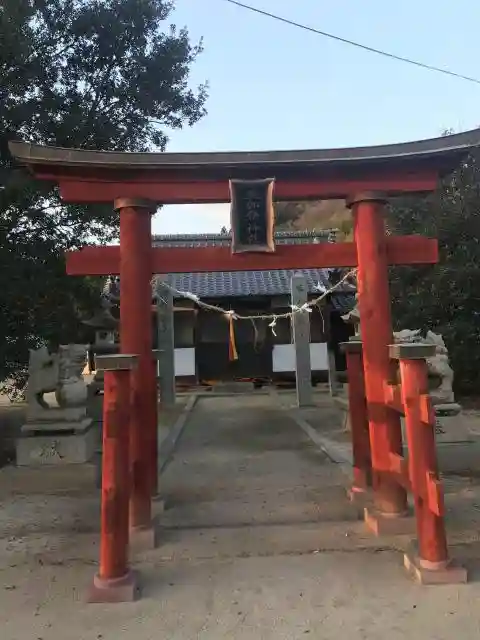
[{"xmin": 229, "ymin": 178, "xmax": 275, "ymax": 253}]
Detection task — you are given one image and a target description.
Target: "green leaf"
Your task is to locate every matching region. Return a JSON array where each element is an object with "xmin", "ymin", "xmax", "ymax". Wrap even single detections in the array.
[
  {"xmin": 388, "ymin": 148, "xmax": 480, "ymax": 394},
  {"xmin": 0, "ymin": 0, "xmax": 207, "ymax": 389}
]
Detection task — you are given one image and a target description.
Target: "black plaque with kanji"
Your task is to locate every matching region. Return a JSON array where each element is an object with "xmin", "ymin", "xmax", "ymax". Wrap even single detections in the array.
[{"xmin": 229, "ymin": 178, "xmax": 275, "ymax": 253}]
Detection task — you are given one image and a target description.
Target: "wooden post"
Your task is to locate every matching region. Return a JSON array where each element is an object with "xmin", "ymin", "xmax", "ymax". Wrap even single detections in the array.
[
  {"xmin": 149, "ymin": 351, "xmax": 160, "ymax": 497},
  {"xmin": 341, "ymin": 341, "xmax": 371, "ymax": 498},
  {"xmin": 116, "ymin": 197, "xmax": 156, "ymax": 548},
  {"xmin": 324, "ymin": 301, "xmax": 339, "ymax": 396},
  {"xmin": 397, "ymin": 345, "xmax": 447, "ymax": 563},
  {"xmin": 291, "ymin": 272, "xmax": 313, "ymax": 407},
  {"xmin": 390, "ymin": 343, "xmax": 467, "ymax": 584},
  {"xmin": 156, "ymin": 279, "xmax": 176, "ymax": 408},
  {"xmin": 88, "ymin": 354, "xmax": 138, "ymax": 603},
  {"xmin": 348, "ymin": 192, "xmax": 408, "ymax": 518}
]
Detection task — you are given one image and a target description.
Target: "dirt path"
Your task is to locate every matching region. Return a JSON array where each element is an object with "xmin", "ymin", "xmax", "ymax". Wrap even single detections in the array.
[
  {"xmin": 1, "ymin": 393, "xmax": 480, "ymax": 639},
  {"xmin": 159, "ymin": 394, "xmax": 355, "ymax": 531}
]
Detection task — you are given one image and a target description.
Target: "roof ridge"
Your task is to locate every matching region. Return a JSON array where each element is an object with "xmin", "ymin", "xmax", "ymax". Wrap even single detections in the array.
[{"xmin": 11, "ymin": 129, "xmax": 480, "ymax": 168}]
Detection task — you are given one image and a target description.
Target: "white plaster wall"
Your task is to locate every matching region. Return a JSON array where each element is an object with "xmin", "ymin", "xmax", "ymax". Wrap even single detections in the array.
[
  {"xmin": 272, "ymin": 343, "xmax": 328, "ymax": 372},
  {"xmin": 174, "ymin": 347, "xmax": 196, "ymax": 377}
]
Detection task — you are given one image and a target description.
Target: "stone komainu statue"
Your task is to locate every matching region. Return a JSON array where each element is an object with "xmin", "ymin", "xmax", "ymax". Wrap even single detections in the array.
[
  {"xmin": 392, "ymin": 329, "xmax": 455, "ymax": 404},
  {"xmin": 25, "ymin": 346, "xmax": 59, "ymax": 411},
  {"xmin": 342, "ymin": 299, "xmax": 455, "ymax": 404},
  {"xmin": 25, "ymin": 344, "xmax": 88, "ymax": 416}
]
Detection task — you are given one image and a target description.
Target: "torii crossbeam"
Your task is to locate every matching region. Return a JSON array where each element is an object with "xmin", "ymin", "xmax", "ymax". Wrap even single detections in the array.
[
  {"xmin": 9, "ymin": 128, "xmax": 480, "ymax": 601},
  {"xmin": 65, "ymin": 234, "xmax": 438, "ymax": 275}
]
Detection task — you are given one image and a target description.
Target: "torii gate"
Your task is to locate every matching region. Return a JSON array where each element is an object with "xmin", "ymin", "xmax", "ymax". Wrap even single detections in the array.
[{"xmin": 10, "ymin": 129, "xmax": 480, "ymax": 600}]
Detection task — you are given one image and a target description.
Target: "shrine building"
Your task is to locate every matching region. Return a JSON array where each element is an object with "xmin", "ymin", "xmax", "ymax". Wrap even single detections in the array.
[{"xmin": 95, "ymin": 229, "xmax": 355, "ymax": 385}]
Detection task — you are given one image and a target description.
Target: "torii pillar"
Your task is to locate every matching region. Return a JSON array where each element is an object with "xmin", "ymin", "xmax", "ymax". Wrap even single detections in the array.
[
  {"xmin": 116, "ymin": 198, "xmax": 158, "ymax": 548},
  {"xmin": 348, "ymin": 192, "xmax": 408, "ymax": 525}
]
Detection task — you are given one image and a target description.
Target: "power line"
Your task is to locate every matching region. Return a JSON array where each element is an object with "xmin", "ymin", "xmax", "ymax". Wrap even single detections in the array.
[{"xmin": 222, "ymin": 0, "xmax": 480, "ymax": 86}]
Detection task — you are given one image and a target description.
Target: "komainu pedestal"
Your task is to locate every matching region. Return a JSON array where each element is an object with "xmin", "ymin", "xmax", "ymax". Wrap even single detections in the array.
[{"xmin": 16, "ymin": 345, "xmax": 96, "ymax": 466}]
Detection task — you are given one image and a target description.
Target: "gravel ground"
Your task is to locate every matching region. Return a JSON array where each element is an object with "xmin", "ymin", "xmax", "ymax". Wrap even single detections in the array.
[{"xmin": 1, "ymin": 392, "xmax": 480, "ymax": 639}]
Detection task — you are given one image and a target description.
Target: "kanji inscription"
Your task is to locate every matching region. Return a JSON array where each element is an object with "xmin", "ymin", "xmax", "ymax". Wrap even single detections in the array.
[{"xmin": 229, "ymin": 178, "xmax": 275, "ymax": 253}]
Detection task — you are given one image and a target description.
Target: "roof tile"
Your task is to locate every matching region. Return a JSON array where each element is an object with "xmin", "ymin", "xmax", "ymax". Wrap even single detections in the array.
[{"xmin": 106, "ymin": 231, "xmax": 356, "ymax": 313}]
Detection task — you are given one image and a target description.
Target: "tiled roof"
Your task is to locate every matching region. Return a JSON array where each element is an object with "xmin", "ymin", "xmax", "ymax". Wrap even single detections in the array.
[
  {"xmin": 151, "ymin": 230, "xmax": 355, "ymax": 312},
  {"xmin": 103, "ymin": 231, "xmax": 356, "ymax": 314},
  {"xmin": 155, "ymin": 270, "xmax": 354, "ymax": 313},
  {"xmin": 159, "ymin": 268, "xmax": 329, "ymax": 298}
]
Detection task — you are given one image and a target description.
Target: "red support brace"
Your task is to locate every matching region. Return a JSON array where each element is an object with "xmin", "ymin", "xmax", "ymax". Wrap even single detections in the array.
[
  {"xmin": 65, "ymin": 235, "xmax": 439, "ymax": 276},
  {"xmin": 389, "ymin": 343, "xmax": 467, "ymax": 584},
  {"xmin": 341, "ymin": 341, "xmax": 371, "ymax": 497},
  {"xmin": 88, "ymin": 355, "xmax": 138, "ymax": 603},
  {"xmin": 348, "ymin": 192, "xmax": 408, "ymax": 518},
  {"xmin": 398, "ymin": 355, "xmax": 448, "ymax": 566},
  {"xmin": 58, "ymin": 172, "xmax": 439, "ymax": 204},
  {"xmin": 117, "ymin": 198, "xmax": 157, "ymax": 547}
]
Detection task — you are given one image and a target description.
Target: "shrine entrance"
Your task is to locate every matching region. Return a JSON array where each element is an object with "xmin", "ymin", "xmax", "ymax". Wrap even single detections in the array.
[
  {"xmin": 10, "ymin": 129, "xmax": 480, "ymax": 600},
  {"xmin": 195, "ymin": 306, "xmax": 274, "ymax": 382}
]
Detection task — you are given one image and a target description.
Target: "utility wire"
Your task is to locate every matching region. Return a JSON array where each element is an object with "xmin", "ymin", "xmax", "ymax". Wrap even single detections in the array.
[{"xmin": 222, "ymin": 0, "xmax": 480, "ymax": 86}]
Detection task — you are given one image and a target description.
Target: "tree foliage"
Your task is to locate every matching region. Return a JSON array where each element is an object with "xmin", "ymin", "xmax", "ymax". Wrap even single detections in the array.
[
  {"xmin": 0, "ymin": 0, "xmax": 207, "ymax": 391},
  {"xmin": 274, "ymin": 201, "xmax": 307, "ymax": 229},
  {"xmin": 274, "ymin": 200, "xmax": 353, "ymax": 239},
  {"xmin": 388, "ymin": 150, "xmax": 480, "ymax": 394}
]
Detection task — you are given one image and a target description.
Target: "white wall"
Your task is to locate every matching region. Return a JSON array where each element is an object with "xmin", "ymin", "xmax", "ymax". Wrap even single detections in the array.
[
  {"xmin": 272, "ymin": 343, "xmax": 328, "ymax": 372},
  {"xmin": 178, "ymin": 343, "xmax": 328, "ymax": 377},
  {"xmin": 174, "ymin": 347, "xmax": 196, "ymax": 377}
]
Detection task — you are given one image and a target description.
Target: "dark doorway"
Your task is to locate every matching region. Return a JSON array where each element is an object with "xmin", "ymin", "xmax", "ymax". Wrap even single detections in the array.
[{"xmin": 196, "ymin": 306, "xmax": 273, "ymax": 381}]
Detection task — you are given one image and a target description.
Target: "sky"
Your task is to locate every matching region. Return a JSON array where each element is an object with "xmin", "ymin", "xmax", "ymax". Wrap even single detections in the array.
[{"xmin": 154, "ymin": 0, "xmax": 480, "ymax": 235}]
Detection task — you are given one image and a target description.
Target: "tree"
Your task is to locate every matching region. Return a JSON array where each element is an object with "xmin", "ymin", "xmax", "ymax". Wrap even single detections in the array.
[
  {"xmin": 274, "ymin": 200, "xmax": 352, "ymax": 238},
  {"xmin": 274, "ymin": 201, "xmax": 307, "ymax": 229},
  {"xmin": 0, "ymin": 0, "xmax": 207, "ymax": 392},
  {"xmin": 388, "ymin": 149, "xmax": 480, "ymax": 394}
]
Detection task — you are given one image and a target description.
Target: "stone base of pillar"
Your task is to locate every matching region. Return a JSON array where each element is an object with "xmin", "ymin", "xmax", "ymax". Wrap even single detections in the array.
[
  {"xmin": 152, "ymin": 496, "xmax": 165, "ymax": 514},
  {"xmin": 130, "ymin": 524, "xmax": 157, "ymax": 552},
  {"xmin": 404, "ymin": 552, "xmax": 467, "ymax": 585},
  {"xmin": 364, "ymin": 506, "xmax": 416, "ymax": 535},
  {"xmin": 347, "ymin": 486, "xmax": 371, "ymax": 506},
  {"xmin": 87, "ymin": 571, "xmax": 139, "ymax": 603}
]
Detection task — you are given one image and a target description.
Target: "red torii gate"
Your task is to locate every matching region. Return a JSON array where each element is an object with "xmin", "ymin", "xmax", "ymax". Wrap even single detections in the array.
[{"xmin": 10, "ymin": 129, "xmax": 480, "ymax": 600}]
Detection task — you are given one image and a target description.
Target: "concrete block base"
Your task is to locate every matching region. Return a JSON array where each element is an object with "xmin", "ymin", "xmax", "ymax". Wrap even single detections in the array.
[
  {"xmin": 130, "ymin": 524, "xmax": 157, "ymax": 552},
  {"xmin": 152, "ymin": 496, "xmax": 165, "ymax": 515},
  {"xmin": 16, "ymin": 419, "xmax": 96, "ymax": 466},
  {"xmin": 404, "ymin": 553, "xmax": 468, "ymax": 585},
  {"xmin": 400, "ymin": 412, "xmax": 480, "ymax": 474},
  {"xmin": 87, "ymin": 570, "xmax": 139, "ymax": 603},
  {"xmin": 22, "ymin": 407, "xmax": 89, "ymax": 431},
  {"xmin": 364, "ymin": 506, "xmax": 416, "ymax": 536}
]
